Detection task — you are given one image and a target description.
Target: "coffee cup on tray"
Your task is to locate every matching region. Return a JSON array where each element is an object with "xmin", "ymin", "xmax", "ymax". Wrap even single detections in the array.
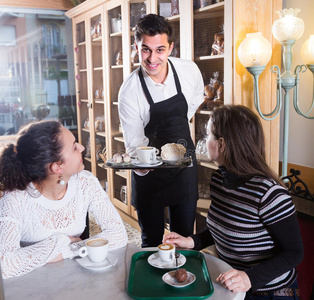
[
  {"xmin": 78, "ymin": 238, "xmax": 109, "ymax": 263},
  {"xmin": 158, "ymin": 243, "xmax": 175, "ymax": 262},
  {"xmin": 136, "ymin": 146, "xmax": 159, "ymax": 164}
]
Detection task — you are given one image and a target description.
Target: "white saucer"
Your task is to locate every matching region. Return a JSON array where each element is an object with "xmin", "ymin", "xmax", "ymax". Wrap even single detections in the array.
[
  {"xmin": 76, "ymin": 253, "xmax": 118, "ymax": 270},
  {"xmin": 162, "ymin": 270, "xmax": 196, "ymax": 288},
  {"xmin": 132, "ymin": 160, "xmax": 163, "ymax": 168},
  {"xmin": 147, "ymin": 252, "xmax": 186, "ymax": 269}
]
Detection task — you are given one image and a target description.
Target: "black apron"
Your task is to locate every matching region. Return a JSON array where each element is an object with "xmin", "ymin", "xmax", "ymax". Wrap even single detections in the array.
[{"xmin": 131, "ymin": 60, "xmax": 198, "ymax": 209}]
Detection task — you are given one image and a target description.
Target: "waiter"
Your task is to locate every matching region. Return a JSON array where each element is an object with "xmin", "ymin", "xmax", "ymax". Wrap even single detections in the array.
[{"xmin": 118, "ymin": 14, "xmax": 204, "ymax": 247}]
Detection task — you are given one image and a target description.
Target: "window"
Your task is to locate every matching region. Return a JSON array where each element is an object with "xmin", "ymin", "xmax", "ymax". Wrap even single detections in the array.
[{"xmin": 0, "ymin": 8, "xmax": 75, "ymax": 137}]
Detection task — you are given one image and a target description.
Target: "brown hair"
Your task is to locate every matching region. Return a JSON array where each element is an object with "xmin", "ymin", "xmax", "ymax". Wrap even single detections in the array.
[
  {"xmin": 134, "ymin": 14, "xmax": 173, "ymax": 45},
  {"xmin": 0, "ymin": 120, "xmax": 63, "ymax": 193},
  {"xmin": 208, "ymin": 105, "xmax": 285, "ymax": 187}
]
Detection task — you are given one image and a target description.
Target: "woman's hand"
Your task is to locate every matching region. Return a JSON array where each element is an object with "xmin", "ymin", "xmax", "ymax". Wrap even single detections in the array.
[
  {"xmin": 216, "ymin": 269, "xmax": 251, "ymax": 293},
  {"xmin": 69, "ymin": 236, "xmax": 82, "ymax": 243},
  {"xmin": 163, "ymin": 232, "xmax": 194, "ymax": 249},
  {"xmin": 47, "ymin": 253, "xmax": 63, "ymax": 264},
  {"xmin": 48, "ymin": 236, "xmax": 82, "ymax": 264}
]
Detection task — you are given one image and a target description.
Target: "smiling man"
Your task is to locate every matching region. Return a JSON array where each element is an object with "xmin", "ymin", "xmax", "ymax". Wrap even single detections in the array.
[{"xmin": 118, "ymin": 14, "xmax": 204, "ymax": 247}]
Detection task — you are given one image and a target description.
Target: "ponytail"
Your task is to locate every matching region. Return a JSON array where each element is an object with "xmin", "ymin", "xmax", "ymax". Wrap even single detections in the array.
[{"xmin": 0, "ymin": 144, "xmax": 30, "ymax": 192}]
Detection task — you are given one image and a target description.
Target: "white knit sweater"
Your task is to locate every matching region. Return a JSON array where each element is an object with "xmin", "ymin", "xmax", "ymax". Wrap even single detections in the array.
[{"xmin": 0, "ymin": 170, "xmax": 128, "ymax": 279}]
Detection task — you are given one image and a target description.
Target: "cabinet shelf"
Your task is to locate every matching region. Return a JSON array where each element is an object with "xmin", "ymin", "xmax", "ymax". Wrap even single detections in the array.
[
  {"xmin": 112, "ymin": 101, "xmax": 118, "ymax": 105},
  {"xmin": 113, "ymin": 198, "xmax": 128, "ymax": 211},
  {"xmin": 94, "ymin": 67, "xmax": 103, "ymax": 71},
  {"xmin": 167, "ymin": 14, "xmax": 180, "ymax": 22},
  {"xmin": 84, "ymin": 157, "xmax": 92, "ymax": 163},
  {"xmin": 194, "ymin": 2, "xmax": 224, "ymax": 15},
  {"xmin": 97, "ymin": 162, "xmax": 105, "ymax": 168},
  {"xmin": 111, "ymin": 65, "xmax": 123, "ymax": 69},
  {"xmin": 114, "ymin": 136, "xmax": 124, "ymax": 143},
  {"xmin": 78, "ymin": 41, "xmax": 86, "ymax": 46},
  {"xmin": 82, "ymin": 128, "xmax": 90, "ymax": 133},
  {"xmin": 195, "ymin": 55, "xmax": 224, "ymax": 61},
  {"xmin": 92, "ymin": 36, "xmax": 102, "ymax": 43},
  {"xmin": 96, "ymin": 131, "xmax": 106, "ymax": 137},
  {"xmin": 79, "ymin": 69, "xmax": 88, "ymax": 72},
  {"xmin": 94, "ymin": 99, "xmax": 105, "ymax": 103},
  {"xmin": 110, "ymin": 32, "xmax": 122, "ymax": 37},
  {"xmin": 116, "ymin": 171, "xmax": 127, "ymax": 179},
  {"xmin": 197, "ymin": 109, "xmax": 212, "ymax": 115},
  {"xmin": 197, "ymin": 160, "xmax": 218, "ymax": 170},
  {"xmin": 197, "ymin": 198, "xmax": 212, "ymax": 210}
]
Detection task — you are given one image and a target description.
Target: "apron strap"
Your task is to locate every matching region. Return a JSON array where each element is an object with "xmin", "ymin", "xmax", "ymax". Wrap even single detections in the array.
[
  {"xmin": 168, "ymin": 59, "xmax": 182, "ymax": 94},
  {"xmin": 139, "ymin": 67, "xmax": 154, "ymax": 106},
  {"xmin": 138, "ymin": 60, "xmax": 182, "ymax": 107}
]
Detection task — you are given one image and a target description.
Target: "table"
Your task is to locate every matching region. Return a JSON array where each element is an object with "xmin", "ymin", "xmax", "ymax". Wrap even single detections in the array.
[{"xmin": 3, "ymin": 244, "xmax": 245, "ymax": 300}]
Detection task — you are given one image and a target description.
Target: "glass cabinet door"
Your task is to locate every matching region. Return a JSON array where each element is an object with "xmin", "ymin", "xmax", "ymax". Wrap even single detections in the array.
[
  {"xmin": 105, "ymin": 2, "xmax": 128, "ymax": 212},
  {"xmin": 75, "ymin": 20, "xmax": 92, "ymax": 173},
  {"xmin": 157, "ymin": 0, "xmax": 181, "ymax": 58},
  {"xmin": 90, "ymin": 11, "xmax": 108, "ymax": 192},
  {"xmin": 193, "ymin": 2, "xmax": 224, "ymax": 216}
]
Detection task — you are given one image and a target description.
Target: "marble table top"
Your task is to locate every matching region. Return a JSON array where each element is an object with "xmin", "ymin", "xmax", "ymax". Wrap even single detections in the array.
[{"xmin": 3, "ymin": 244, "xmax": 245, "ymax": 300}]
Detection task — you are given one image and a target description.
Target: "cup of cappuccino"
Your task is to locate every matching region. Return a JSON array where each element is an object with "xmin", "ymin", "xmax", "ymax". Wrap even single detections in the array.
[
  {"xmin": 78, "ymin": 238, "xmax": 109, "ymax": 263},
  {"xmin": 158, "ymin": 243, "xmax": 175, "ymax": 262},
  {"xmin": 136, "ymin": 146, "xmax": 159, "ymax": 164}
]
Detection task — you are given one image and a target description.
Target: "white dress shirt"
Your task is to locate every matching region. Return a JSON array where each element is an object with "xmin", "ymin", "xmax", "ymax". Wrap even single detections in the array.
[{"xmin": 118, "ymin": 57, "xmax": 204, "ymax": 156}]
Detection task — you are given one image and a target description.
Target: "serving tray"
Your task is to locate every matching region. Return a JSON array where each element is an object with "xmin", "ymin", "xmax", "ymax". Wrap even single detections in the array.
[
  {"xmin": 105, "ymin": 157, "xmax": 192, "ymax": 170},
  {"xmin": 127, "ymin": 250, "xmax": 214, "ymax": 300}
]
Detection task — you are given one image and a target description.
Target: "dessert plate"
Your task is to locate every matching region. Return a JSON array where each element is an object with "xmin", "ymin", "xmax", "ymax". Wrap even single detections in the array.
[
  {"xmin": 132, "ymin": 159, "xmax": 163, "ymax": 168},
  {"xmin": 147, "ymin": 252, "xmax": 186, "ymax": 269},
  {"xmin": 76, "ymin": 253, "xmax": 118, "ymax": 270},
  {"xmin": 162, "ymin": 270, "xmax": 196, "ymax": 288}
]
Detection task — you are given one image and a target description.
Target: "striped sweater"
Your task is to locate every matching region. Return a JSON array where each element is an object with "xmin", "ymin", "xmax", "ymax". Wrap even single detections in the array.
[{"xmin": 192, "ymin": 167, "xmax": 303, "ymax": 292}]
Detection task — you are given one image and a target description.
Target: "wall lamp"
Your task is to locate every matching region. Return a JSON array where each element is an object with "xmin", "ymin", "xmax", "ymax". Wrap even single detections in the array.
[{"xmin": 238, "ymin": 8, "xmax": 314, "ymax": 178}]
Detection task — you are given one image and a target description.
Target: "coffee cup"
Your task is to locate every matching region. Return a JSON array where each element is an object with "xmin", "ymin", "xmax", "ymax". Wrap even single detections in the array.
[
  {"xmin": 158, "ymin": 243, "xmax": 175, "ymax": 262},
  {"xmin": 78, "ymin": 238, "xmax": 109, "ymax": 263},
  {"xmin": 136, "ymin": 146, "xmax": 159, "ymax": 164}
]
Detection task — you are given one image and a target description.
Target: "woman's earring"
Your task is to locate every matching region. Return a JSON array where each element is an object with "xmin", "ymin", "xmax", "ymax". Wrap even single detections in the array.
[{"xmin": 58, "ymin": 175, "xmax": 65, "ymax": 185}]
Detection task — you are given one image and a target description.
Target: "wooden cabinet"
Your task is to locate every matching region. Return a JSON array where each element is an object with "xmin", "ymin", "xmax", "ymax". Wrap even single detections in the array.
[
  {"xmin": 66, "ymin": 0, "xmax": 280, "ymax": 231},
  {"xmin": 66, "ymin": 0, "xmax": 231, "ymax": 229}
]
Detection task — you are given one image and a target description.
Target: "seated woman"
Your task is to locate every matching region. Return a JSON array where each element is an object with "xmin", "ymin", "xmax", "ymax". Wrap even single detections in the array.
[
  {"xmin": 164, "ymin": 105, "xmax": 303, "ymax": 299},
  {"xmin": 0, "ymin": 120, "xmax": 128, "ymax": 279}
]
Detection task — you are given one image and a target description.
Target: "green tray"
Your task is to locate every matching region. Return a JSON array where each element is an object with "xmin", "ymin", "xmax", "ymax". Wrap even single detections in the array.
[{"xmin": 127, "ymin": 250, "xmax": 214, "ymax": 300}]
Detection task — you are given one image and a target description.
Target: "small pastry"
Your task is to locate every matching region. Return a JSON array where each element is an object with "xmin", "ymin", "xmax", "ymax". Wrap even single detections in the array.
[
  {"xmin": 174, "ymin": 268, "xmax": 188, "ymax": 283},
  {"xmin": 161, "ymin": 143, "xmax": 186, "ymax": 161},
  {"xmin": 112, "ymin": 153, "xmax": 122, "ymax": 163},
  {"xmin": 122, "ymin": 153, "xmax": 131, "ymax": 163}
]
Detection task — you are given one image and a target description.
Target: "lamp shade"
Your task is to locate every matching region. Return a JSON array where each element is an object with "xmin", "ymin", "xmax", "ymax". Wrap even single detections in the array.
[
  {"xmin": 238, "ymin": 32, "xmax": 272, "ymax": 67},
  {"xmin": 272, "ymin": 8, "xmax": 304, "ymax": 42},
  {"xmin": 301, "ymin": 35, "xmax": 314, "ymax": 65}
]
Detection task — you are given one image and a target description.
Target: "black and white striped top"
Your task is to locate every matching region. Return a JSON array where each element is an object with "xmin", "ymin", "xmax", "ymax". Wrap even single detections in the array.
[{"xmin": 193, "ymin": 167, "xmax": 303, "ymax": 292}]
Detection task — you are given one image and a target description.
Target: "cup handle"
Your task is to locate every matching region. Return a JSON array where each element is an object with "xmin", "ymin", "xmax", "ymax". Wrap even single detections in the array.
[
  {"xmin": 155, "ymin": 149, "xmax": 160, "ymax": 155},
  {"xmin": 78, "ymin": 246, "xmax": 88, "ymax": 258}
]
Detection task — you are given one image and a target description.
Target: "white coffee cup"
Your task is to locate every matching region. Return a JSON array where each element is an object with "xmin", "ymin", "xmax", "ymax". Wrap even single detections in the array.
[
  {"xmin": 78, "ymin": 238, "xmax": 109, "ymax": 263},
  {"xmin": 158, "ymin": 243, "xmax": 175, "ymax": 262},
  {"xmin": 136, "ymin": 146, "xmax": 159, "ymax": 164}
]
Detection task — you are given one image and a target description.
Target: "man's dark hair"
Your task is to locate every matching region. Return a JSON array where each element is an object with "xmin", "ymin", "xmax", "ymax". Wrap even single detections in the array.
[{"xmin": 135, "ymin": 14, "xmax": 173, "ymax": 44}]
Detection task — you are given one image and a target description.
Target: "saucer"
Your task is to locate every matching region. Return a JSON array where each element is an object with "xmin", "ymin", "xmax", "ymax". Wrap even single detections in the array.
[
  {"xmin": 76, "ymin": 253, "xmax": 118, "ymax": 270},
  {"xmin": 147, "ymin": 252, "xmax": 186, "ymax": 269},
  {"xmin": 106, "ymin": 158, "xmax": 133, "ymax": 167},
  {"xmin": 132, "ymin": 159, "xmax": 163, "ymax": 168},
  {"xmin": 162, "ymin": 270, "xmax": 196, "ymax": 288}
]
